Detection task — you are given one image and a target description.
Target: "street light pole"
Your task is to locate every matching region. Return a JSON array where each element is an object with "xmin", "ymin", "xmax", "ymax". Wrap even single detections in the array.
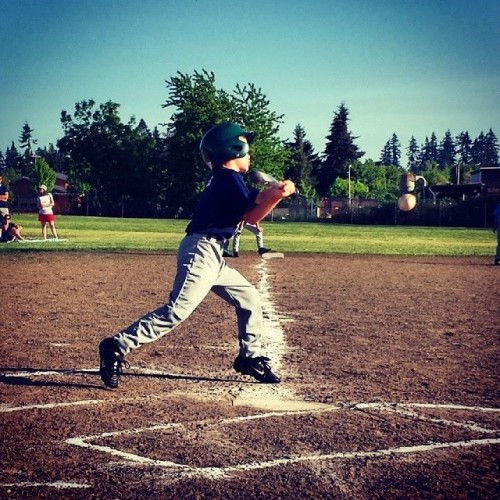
[{"xmin": 348, "ymin": 164, "xmax": 352, "ymax": 209}]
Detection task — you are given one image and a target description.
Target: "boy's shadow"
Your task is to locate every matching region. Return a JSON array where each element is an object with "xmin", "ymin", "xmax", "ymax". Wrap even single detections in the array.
[{"xmin": 0, "ymin": 367, "xmax": 252, "ymax": 390}]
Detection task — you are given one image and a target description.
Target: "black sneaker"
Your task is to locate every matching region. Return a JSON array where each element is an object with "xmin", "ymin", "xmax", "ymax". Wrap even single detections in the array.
[
  {"xmin": 99, "ymin": 338, "xmax": 126, "ymax": 389},
  {"xmin": 258, "ymin": 247, "xmax": 272, "ymax": 255},
  {"xmin": 233, "ymin": 251, "xmax": 239, "ymax": 258},
  {"xmin": 233, "ymin": 355, "xmax": 280, "ymax": 383}
]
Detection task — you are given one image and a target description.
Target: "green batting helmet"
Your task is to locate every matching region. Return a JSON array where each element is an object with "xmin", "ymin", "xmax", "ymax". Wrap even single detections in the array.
[{"xmin": 200, "ymin": 122, "xmax": 255, "ymax": 168}]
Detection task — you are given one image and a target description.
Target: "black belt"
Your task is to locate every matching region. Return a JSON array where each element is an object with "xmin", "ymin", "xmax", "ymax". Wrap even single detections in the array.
[{"xmin": 188, "ymin": 232, "xmax": 227, "ymax": 243}]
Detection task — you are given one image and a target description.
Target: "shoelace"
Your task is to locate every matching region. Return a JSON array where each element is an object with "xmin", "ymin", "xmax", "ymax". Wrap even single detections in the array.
[
  {"xmin": 253, "ymin": 356, "xmax": 271, "ymax": 372},
  {"xmin": 112, "ymin": 357, "xmax": 130, "ymax": 375}
]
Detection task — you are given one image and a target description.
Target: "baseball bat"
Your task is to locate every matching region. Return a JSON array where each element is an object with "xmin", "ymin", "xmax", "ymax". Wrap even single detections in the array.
[
  {"xmin": 249, "ymin": 170, "xmax": 300, "ymax": 196},
  {"xmin": 249, "ymin": 170, "xmax": 280, "ymax": 186}
]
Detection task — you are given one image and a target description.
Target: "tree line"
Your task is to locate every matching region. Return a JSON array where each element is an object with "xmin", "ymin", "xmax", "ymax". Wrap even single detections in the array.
[{"xmin": 1, "ymin": 69, "xmax": 498, "ymax": 217}]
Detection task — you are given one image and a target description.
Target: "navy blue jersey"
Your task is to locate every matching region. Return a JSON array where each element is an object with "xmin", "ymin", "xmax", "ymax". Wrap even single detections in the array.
[
  {"xmin": 0, "ymin": 184, "xmax": 7, "ymax": 208},
  {"xmin": 186, "ymin": 168, "xmax": 258, "ymax": 238}
]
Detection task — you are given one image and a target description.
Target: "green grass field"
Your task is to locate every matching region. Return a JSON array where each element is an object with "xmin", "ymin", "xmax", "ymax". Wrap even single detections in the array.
[{"xmin": 0, "ymin": 214, "xmax": 494, "ymax": 256}]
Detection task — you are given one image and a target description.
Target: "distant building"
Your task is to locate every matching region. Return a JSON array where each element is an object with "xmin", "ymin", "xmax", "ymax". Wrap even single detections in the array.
[
  {"xmin": 427, "ymin": 166, "xmax": 499, "ymax": 201},
  {"xmin": 9, "ymin": 173, "xmax": 81, "ymax": 214},
  {"xmin": 470, "ymin": 166, "xmax": 500, "ymax": 194}
]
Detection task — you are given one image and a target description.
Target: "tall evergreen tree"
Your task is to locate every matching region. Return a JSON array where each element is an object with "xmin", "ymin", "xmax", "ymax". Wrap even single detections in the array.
[
  {"xmin": 379, "ymin": 140, "xmax": 391, "ymax": 166},
  {"xmin": 438, "ymin": 130, "xmax": 455, "ymax": 170},
  {"xmin": 418, "ymin": 133, "xmax": 439, "ymax": 171},
  {"xmin": 284, "ymin": 124, "xmax": 320, "ymax": 203},
  {"xmin": 471, "ymin": 132, "xmax": 486, "ymax": 165},
  {"xmin": 5, "ymin": 142, "xmax": 22, "ymax": 172},
  {"xmin": 380, "ymin": 134, "xmax": 401, "ymax": 166},
  {"xmin": 19, "ymin": 122, "xmax": 37, "ymax": 155},
  {"xmin": 316, "ymin": 103, "xmax": 364, "ymax": 197},
  {"xmin": 407, "ymin": 136, "xmax": 419, "ymax": 172},
  {"xmin": 389, "ymin": 133, "xmax": 401, "ymax": 167},
  {"xmin": 455, "ymin": 131, "xmax": 472, "ymax": 165},
  {"xmin": 18, "ymin": 122, "xmax": 38, "ymax": 175},
  {"xmin": 428, "ymin": 132, "xmax": 439, "ymax": 160},
  {"xmin": 483, "ymin": 129, "xmax": 499, "ymax": 166}
]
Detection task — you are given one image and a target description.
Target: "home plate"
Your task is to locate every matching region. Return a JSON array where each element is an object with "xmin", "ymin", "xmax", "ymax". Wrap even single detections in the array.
[
  {"xmin": 262, "ymin": 252, "xmax": 284, "ymax": 259},
  {"xmin": 233, "ymin": 393, "xmax": 331, "ymax": 411}
]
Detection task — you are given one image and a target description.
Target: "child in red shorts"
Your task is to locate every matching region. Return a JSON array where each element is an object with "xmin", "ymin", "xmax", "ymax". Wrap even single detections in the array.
[{"xmin": 37, "ymin": 185, "xmax": 58, "ymax": 240}]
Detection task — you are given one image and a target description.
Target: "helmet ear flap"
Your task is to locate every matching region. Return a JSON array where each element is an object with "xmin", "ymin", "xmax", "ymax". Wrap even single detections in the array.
[{"xmin": 232, "ymin": 140, "xmax": 250, "ymax": 158}]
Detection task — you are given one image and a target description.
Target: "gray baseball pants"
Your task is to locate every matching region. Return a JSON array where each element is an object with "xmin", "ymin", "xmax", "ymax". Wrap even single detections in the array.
[{"xmin": 114, "ymin": 233, "xmax": 263, "ymax": 357}]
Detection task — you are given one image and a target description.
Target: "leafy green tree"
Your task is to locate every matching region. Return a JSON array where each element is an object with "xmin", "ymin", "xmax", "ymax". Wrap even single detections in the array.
[
  {"xmin": 162, "ymin": 70, "xmax": 288, "ymax": 215},
  {"xmin": 37, "ymin": 143, "xmax": 69, "ymax": 174},
  {"xmin": 315, "ymin": 103, "xmax": 364, "ymax": 197},
  {"xmin": 162, "ymin": 70, "xmax": 230, "ymax": 214},
  {"xmin": 31, "ymin": 157, "xmax": 56, "ymax": 192},
  {"xmin": 58, "ymin": 100, "xmax": 158, "ymax": 216},
  {"xmin": 419, "ymin": 160, "xmax": 450, "ymax": 185},
  {"xmin": 353, "ymin": 159, "xmax": 403, "ymax": 201},
  {"xmin": 231, "ymin": 82, "xmax": 288, "ymax": 179},
  {"xmin": 329, "ymin": 176, "xmax": 368, "ymax": 198}
]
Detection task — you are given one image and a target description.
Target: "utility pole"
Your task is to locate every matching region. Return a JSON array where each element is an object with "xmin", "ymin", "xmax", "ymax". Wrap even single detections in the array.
[{"xmin": 348, "ymin": 164, "xmax": 352, "ymax": 209}]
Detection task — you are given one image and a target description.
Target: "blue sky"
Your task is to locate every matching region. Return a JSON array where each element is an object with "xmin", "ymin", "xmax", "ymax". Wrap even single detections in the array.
[{"xmin": 1, "ymin": 0, "xmax": 499, "ymax": 163}]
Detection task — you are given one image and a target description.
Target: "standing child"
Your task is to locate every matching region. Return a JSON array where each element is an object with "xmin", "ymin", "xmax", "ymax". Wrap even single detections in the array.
[
  {"xmin": 98, "ymin": 122, "xmax": 295, "ymax": 389},
  {"xmin": 37, "ymin": 185, "xmax": 58, "ymax": 240},
  {"xmin": 229, "ymin": 220, "xmax": 272, "ymax": 257}
]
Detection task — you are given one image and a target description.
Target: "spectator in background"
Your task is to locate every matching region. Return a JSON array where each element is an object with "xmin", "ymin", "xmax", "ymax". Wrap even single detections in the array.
[
  {"xmin": 37, "ymin": 185, "xmax": 58, "ymax": 240},
  {"xmin": 0, "ymin": 174, "xmax": 9, "ymax": 217},
  {"xmin": 1, "ymin": 214, "xmax": 25, "ymax": 242}
]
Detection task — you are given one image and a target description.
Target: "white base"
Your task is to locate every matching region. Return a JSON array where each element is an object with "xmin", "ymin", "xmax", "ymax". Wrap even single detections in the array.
[{"xmin": 261, "ymin": 252, "xmax": 284, "ymax": 259}]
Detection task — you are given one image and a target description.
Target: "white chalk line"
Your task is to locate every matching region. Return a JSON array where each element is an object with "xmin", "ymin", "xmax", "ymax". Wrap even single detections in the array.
[
  {"xmin": 353, "ymin": 402, "xmax": 498, "ymax": 434},
  {"xmin": 64, "ymin": 402, "xmax": 499, "ymax": 480},
  {"xmin": 231, "ymin": 259, "xmax": 294, "ymax": 402},
  {"xmin": 0, "ymin": 389, "xmax": 214, "ymax": 413},
  {"xmin": 0, "ymin": 481, "xmax": 91, "ymax": 490}
]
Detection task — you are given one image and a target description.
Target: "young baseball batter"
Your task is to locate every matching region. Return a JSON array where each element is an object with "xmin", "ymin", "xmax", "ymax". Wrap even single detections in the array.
[{"xmin": 99, "ymin": 122, "xmax": 295, "ymax": 388}]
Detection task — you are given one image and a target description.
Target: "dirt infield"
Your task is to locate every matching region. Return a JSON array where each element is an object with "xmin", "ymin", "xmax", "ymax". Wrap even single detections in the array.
[{"xmin": 1, "ymin": 252, "xmax": 498, "ymax": 499}]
